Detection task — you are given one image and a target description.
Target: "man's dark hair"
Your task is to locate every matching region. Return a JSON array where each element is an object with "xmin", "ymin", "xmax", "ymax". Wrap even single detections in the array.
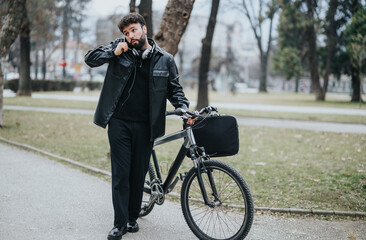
[{"xmin": 118, "ymin": 13, "xmax": 146, "ymax": 33}]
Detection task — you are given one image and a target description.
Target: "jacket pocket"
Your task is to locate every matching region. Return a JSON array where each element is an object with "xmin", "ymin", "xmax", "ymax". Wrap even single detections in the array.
[{"xmin": 153, "ymin": 70, "xmax": 169, "ymax": 91}]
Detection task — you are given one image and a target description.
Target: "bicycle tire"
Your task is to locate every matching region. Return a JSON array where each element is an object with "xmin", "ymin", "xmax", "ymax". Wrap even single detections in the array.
[
  {"xmin": 139, "ymin": 161, "xmax": 156, "ymax": 217},
  {"xmin": 181, "ymin": 160, "xmax": 254, "ymax": 240}
]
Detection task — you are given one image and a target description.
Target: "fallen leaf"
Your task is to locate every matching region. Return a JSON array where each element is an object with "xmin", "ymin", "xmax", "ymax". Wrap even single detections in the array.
[
  {"xmin": 255, "ymin": 162, "xmax": 266, "ymax": 166},
  {"xmin": 37, "ymin": 134, "xmax": 46, "ymax": 140},
  {"xmin": 249, "ymin": 170, "xmax": 256, "ymax": 175},
  {"xmin": 306, "ymin": 177, "xmax": 321, "ymax": 182}
]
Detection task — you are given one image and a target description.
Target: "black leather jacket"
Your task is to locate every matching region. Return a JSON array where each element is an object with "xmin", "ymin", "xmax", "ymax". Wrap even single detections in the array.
[{"xmin": 84, "ymin": 38, "xmax": 189, "ymax": 140}]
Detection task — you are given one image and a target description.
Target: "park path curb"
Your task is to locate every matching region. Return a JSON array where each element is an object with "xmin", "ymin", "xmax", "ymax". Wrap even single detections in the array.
[
  {"xmin": 0, "ymin": 136, "xmax": 111, "ymax": 177},
  {"xmin": 0, "ymin": 136, "xmax": 365, "ymax": 218}
]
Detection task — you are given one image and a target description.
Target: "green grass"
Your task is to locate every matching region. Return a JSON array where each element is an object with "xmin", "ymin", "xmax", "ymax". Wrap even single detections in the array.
[
  {"xmin": 220, "ymin": 108, "xmax": 366, "ymax": 124},
  {"xmin": 4, "ymin": 96, "xmax": 97, "ymax": 109},
  {"xmin": 1, "ymin": 110, "xmax": 365, "ymax": 212},
  {"xmin": 4, "ymin": 90, "xmax": 366, "ymax": 124},
  {"xmin": 7, "ymin": 90, "xmax": 366, "ymax": 108},
  {"xmin": 185, "ymin": 90, "xmax": 366, "ymax": 108}
]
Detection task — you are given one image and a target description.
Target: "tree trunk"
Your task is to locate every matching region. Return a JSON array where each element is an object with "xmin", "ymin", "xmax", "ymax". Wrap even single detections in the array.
[
  {"xmin": 295, "ymin": 75, "xmax": 300, "ymax": 93},
  {"xmin": 259, "ymin": 53, "xmax": 268, "ymax": 92},
  {"xmin": 130, "ymin": 0, "xmax": 136, "ymax": 12},
  {"xmin": 17, "ymin": 15, "xmax": 32, "ymax": 96},
  {"xmin": 306, "ymin": 0, "xmax": 322, "ymax": 100},
  {"xmin": 62, "ymin": 0, "xmax": 71, "ymax": 80},
  {"xmin": 74, "ymin": 20, "xmax": 81, "ymax": 65},
  {"xmin": 34, "ymin": 41, "xmax": 39, "ymax": 80},
  {"xmin": 154, "ymin": 0, "xmax": 195, "ymax": 55},
  {"xmin": 42, "ymin": 46, "xmax": 46, "ymax": 80},
  {"xmin": 321, "ymin": 0, "xmax": 338, "ymax": 101},
  {"xmin": 0, "ymin": 0, "xmax": 26, "ymax": 127},
  {"xmin": 351, "ymin": 65, "xmax": 363, "ymax": 102},
  {"xmin": 0, "ymin": 66, "xmax": 4, "ymax": 127},
  {"xmin": 178, "ymin": 48, "xmax": 184, "ymax": 83},
  {"xmin": 196, "ymin": 0, "xmax": 220, "ymax": 110},
  {"xmin": 139, "ymin": 0, "xmax": 153, "ymax": 38}
]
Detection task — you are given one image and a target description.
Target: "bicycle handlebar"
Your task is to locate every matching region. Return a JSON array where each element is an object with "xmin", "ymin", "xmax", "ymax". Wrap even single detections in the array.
[{"xmin": 165, "ymin": 106, "xmax": 218, "ymax": 117}]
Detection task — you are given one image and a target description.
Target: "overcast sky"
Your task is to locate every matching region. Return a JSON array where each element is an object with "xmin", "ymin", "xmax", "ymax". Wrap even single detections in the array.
[
  {"xmin": 85, "ymin": 0, "xmax": 169, "ymax": 17},
  {"xmin": 83, "ymin": 0, "xmax": 270, "ymax": 47}
]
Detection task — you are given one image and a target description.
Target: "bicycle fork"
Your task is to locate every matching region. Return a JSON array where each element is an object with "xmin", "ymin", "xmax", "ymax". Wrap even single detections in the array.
[{"xmin": 194, "ymin": 157, "xmax": 221, "ymax": 208}]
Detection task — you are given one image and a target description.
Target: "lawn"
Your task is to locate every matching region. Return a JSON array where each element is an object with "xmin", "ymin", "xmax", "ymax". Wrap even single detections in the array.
[
  {"xmin": 185, "ymin": 90, "xmax": 365, "ymax": 109},
  {"xmin": 4, "ymin": 96, "xmax": 97, "ymax": 109},
  {"xmin": 1, "ymin": 110, "xmax": 365, "ymax": 212},
  {"xmin": 4, "ymin": 90, "xmax": 366, "ymax": 124},
  {"xmin": 5, "ymin": 89, "xmax": 366, "ymax": 108}
]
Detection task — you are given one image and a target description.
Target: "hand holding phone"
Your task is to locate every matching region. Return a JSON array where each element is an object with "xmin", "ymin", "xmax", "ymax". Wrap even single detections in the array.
[{"xmin": 114, "ymin": 42, "xmax": 128, "ymax": 56}]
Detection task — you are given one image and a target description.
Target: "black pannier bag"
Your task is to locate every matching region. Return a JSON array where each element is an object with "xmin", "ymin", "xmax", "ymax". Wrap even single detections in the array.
[{"xmin": 188, "ymin": 115, "xmax": 239, "ymax": 157}]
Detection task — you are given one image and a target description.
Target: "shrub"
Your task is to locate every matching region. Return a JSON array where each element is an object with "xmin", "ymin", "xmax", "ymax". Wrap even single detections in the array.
[
  {"xmin": 4, "ymin": 79, "xmax": 19, "ymax": 92},
  {"xmin": 85, "ymin": 81, "xmax": 102, "ymax": 90},
  {"xmin": 4, "ymin": 79, "xmax": 102, "ymax": 92}
]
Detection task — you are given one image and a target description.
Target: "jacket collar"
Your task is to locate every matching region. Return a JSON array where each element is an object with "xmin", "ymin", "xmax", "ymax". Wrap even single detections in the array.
[{"xmin": 148, "ymin": 38, "xmax": 164, "ymax": 55}]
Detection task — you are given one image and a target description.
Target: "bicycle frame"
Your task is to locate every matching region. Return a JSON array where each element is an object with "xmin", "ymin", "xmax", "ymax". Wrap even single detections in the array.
[
  {"xmin": 152, "ymin": 127, "xmax": 191, "ymax": 192},
  {"xmin": 151, "ymin": 124, "xmax": 218, "ymax": 207}
]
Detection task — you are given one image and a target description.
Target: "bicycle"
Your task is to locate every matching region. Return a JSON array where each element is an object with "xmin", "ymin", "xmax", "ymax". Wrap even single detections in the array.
[{"xmin": 140, "ymin": 106, "xmax": 254, "ymax": 240}]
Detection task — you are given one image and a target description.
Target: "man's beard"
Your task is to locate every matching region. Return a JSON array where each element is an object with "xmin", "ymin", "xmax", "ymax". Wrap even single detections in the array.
[{"xmin": 128, "ymin": 34, "xmax": 146, "ymax": 50}]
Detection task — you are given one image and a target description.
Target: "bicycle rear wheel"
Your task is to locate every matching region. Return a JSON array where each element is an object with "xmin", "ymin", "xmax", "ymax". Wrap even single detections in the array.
[
  {"xmin": 181, "ymin": 160, "xmax": 254, "ymax": 240},
  {"xmin": 139, "ymin": 161, "xmax": 156, "ymax": 217}
]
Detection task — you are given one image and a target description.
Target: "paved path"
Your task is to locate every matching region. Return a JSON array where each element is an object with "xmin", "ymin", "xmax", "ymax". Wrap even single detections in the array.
[
  {"xmin": 4, "ymin": 105, "xmax": 366, "ymax": 134},
  {"xmin": 235, "ymin": 117, "xmax": 366, "ymax": 134},
  {"xmin": 1, "ymin": 143, "xmax": 365, "ymax": 240},
  {"xmin": 4, "ymin": 90, "xmax": 366, "ymax": 116}
]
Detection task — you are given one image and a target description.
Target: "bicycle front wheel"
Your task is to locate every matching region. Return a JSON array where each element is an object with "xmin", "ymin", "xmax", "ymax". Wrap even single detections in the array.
[{"xmin": 181, "ymin": 160, "xmax": 254, "ymax": 240}]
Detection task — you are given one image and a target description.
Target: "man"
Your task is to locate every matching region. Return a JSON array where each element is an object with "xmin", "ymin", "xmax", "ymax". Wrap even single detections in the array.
[{"xmin": 84, "ymin": 13, "xmax": 189, "ymax": 240}]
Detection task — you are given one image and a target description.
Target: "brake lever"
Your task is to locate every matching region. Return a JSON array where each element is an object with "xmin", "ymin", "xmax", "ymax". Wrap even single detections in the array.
[
  {"xmin": 182, "ymin": 110, "xmax": 199, "ymax": 120},
  {"xmin": 209, "ymin": 106, "xmax": 218, "ymax": 112}
]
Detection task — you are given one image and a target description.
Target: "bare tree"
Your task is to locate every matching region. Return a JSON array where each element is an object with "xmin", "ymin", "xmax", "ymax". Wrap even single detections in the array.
[
  {"xmin": 61, "ymin": 0, "xmax": 71, "ymax": 79},
  {"xmin": 0, "ymin": 0, "xmax": 26, "ymax": 127},
  {"xmin": 305, "ymin": 0, "xmax": 322, "ymax": 99},
  {"xmin": 139, "ymin": 0, "xmax": 153, "ymax": 38},
  {"xmin": 30, "ymin": 0, "xmax": 58, "ymax": 80},
  {"xmin": 321, "ymin": 0, "xmax": 338, "ymax": 100},
  {"xmin": 196, "ymin": 0, "xmax": 220, "ymax": 110},
  {"xmin": 154, "ymin": 0, "xmax": 195, "ymax": 55},
  {"xmin": 130, "ymin": 0, "xmax": 136, "ymax": 12},
  {"xmin": 240, "ymin": 0, "xmax": 278, "ymax": 92},
  {"xmin": 60, "ymin": 0, "xmax": 91, "ymax": 79},
  {"xmin": 17, "ymin": 12, "xmax": 31, "ymax": 96}
]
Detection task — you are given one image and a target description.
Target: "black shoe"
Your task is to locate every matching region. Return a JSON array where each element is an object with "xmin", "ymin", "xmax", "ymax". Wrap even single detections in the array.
[
  {"xmin": 127, "ymin": 221, "xmax": 139, "ymax": 233},
  {"xmin": 107, "ymin": 226, "xmax": 127, "ymax": 240}
]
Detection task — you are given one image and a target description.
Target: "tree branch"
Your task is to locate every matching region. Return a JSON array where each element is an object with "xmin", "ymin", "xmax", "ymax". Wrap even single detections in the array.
[
  {"xmin": 266, "ymin": 14, "xmax": 274, "ymax": 59},
  {"xmin": 242, "ymin": 0, "xmax": 262, "ymax": 52}
]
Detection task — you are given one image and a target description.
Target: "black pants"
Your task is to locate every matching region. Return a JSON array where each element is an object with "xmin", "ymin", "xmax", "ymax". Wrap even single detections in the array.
[{"xmin": 108, "ymin": 117, "xmax": 153, "ymax": 228}]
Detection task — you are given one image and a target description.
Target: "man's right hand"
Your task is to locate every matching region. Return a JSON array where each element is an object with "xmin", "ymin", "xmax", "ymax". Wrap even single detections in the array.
[{"xmin": 114, "ymin": 42, "xmax": 128, "ymax": 56}]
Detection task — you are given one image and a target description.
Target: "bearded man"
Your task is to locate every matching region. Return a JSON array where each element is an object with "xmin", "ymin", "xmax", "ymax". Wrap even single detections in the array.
[{"xmin": 84, "ymin": 13, "xmax": 189, "ymax": 240}]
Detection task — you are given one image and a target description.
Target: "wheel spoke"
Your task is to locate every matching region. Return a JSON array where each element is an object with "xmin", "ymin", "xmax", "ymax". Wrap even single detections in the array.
[{"xmin": 182, "ymin": 161, "xmax": 254, "ymax": 240}]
